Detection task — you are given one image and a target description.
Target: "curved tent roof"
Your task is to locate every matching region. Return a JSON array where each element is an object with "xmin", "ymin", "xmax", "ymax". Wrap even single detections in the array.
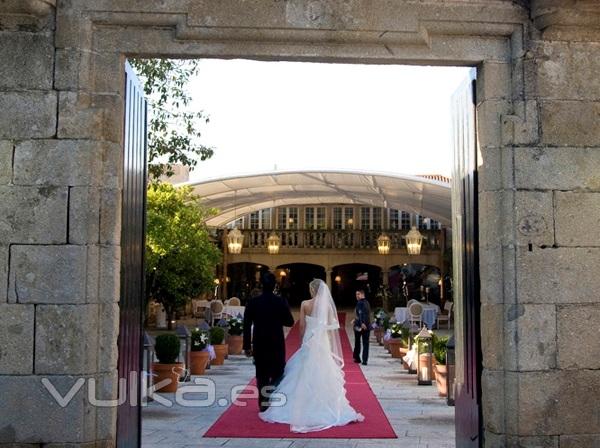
[{"xmin": 182, "ymin": 170, "xmax": 451, "ymax": 227}]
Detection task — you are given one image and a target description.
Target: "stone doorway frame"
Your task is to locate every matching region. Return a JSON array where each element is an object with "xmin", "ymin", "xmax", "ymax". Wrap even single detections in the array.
[{"xmin": 53, "ymin": 2, "xmax": 533, "ymax": 445}]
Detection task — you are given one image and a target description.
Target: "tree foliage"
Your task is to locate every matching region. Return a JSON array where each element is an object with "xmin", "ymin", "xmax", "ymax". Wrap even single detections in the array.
[
  {"xmin": 130, "ymin": 59, "xmax": 214, "ymax": 179},
  {"xmin": 146, "ymin": 182, "xmax": 221, "ymax": 328}
]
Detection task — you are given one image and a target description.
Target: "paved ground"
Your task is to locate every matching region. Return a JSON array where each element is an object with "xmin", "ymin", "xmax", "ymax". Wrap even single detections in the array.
[{"xmin": 142, "ymin": 311, "xmax": 455, "ymax": 448}]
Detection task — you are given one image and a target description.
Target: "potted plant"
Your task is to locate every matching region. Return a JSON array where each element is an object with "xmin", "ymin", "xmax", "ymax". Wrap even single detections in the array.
[
  {"xmin": 433, "ymin": 335, "xmax": 449, "ymax": 396},
  {"xmin": 227, "ymin": 316, "xmax": 244, "ymax": 355},
  {"xmin": 152, "ymin": 333, "xmax": 182, "ymax": 393},
  {"xmin": 209, "ymin": 326, "xmax": 227, "ymax": 365},
  {"xmin": 190, "ymin": 329, "xmax": 210, "ymax": 375},
  {"xmin": 217, "ymin": 319, "xmax": 230, "ymax": 359},
  {"xmin": 382, "ymin": 315, "xmax": 392, "ymax": 349},
  {"xmin": 372, "ymin": 308, "xmax": 387, "ymax": 344},
  {"xmin": 388, "ymin": 322, "xmax": 406, "ymax": 358}
]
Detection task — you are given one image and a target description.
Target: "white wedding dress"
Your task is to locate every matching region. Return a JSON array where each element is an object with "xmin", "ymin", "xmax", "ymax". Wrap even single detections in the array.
[{"xmin": 259, "ymin": 280, "xmax": 364, "ymax": 433}]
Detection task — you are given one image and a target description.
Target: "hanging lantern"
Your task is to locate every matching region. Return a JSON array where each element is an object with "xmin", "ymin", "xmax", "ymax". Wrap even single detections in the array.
[
  {"xmin": 416, "ymin": 327, "xmax": 433, "ymax": 385},
  {"xmin": 377, "ymin": 233, "xmax": 391, "ymax": 255},
  {"xmin": 404, "ymin": 226, "xmax": 424, "ymax": 255},
  {"xmin": 334, "ymin": 275, "xmax": 342, "ymax": 283},
  {"xmin": 267, "ymin": 233, "xmax": 280, "ymax": 254},
  {"xmin": 227, "ymin": 227, "xmax": 244, "ymax": 254}
]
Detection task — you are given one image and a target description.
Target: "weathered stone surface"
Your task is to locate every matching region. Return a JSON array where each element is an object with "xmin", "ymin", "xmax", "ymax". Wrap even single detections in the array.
[
  {"xmin": 515, "ymin": 190, "xmax": 554, "ymax": 247},
  {"xmin": 0, "ymin": 304, "xmax": 34, "ymax": 374},
  {"xmin": 97, "ymin": 304, "xmax": 118, "ymax": 372},
  {"xmin": 8, "ymin": 245, "xmax": 87, "ymax": 304},
  {"xmin": 478, "ymin": 61, "xmax": 511, "ymax": 102},
  {"xmin": 481, "ymin": 304, "xmax": 505, "ymax": 370},
  {"xmin": 478, "ymin": 146, "xmax": 513, "ymax": 192},
  {"xmin": 540, "ymin": 100, "xmax": 600, "ymax": 147},
  {"xmin": 506, "ymin": 303, "xmax": 556, "ymax": 371},
  {"xmin": 58, "ymin": 92, "xmax": 122, "ymax": 142},
  {"xmin": 0, "ymin": 91, "xmax": 57, "ymax": 139},
  {"xmin": 507, "ymin": 436, "xmax": 559, "ymax": 447},
  {"xmin": 557, "ymin": 304, "xmax": 600, "ymax": 369},
  {"xmin": 534, "ymin": 41, "xmax": 600, "ymax": 100},
  {"xmin": 560, "ymin": 434, "xmax": 600, "ymax": 448},
  {"xmin": 13, "ymin": 140, "xmax": 104, "ymax": 187},
  {"xmin": 0, "ymin": 140, "xmax": 13, "ymax": 184},
  {"xmin": 480, "ymin": 246, "xmax": 516, "ymax": 305},
  {"xmin": 555, "ymin": 192, "xmax": 600, "ymax": 246},
  {"xmin": 0, "ymin": 32, "xmax": 54, "ymax": 90},
  {"xmin": 98, "ymin": 245, "xmax": 120, "ymax": 304},
  {"xmin": 515, "ymin": 147, "xmax": 600, "ymax": 191},
  {"xmin": 558, "ymin": 370, "xmax": 600, "ymax": 434},
  {"xmin": 100, "ymin": 188, "xmax": 121, "ymax": 245},
  {"xmin": 69, "ymin": 187, "xmax": 100, "ymax": 245},
  {"xmin": 0, "ymin": 375, "xmax": 95, "ymax": 443},
  {"xmin": 517, "ymin": 247, "xmax": 600, "ymax": 303},
  {"xmin": 481, "ymin": 370, "xmax": 505, "ymax": 434},
  {"xmin": 54, "ymin": 48, "xmax": 92, "ymax": 91},
  {"xmin": 0, "ymin": 186, "xmax": 67, "ymax": 244},
  {"xmin": 479, "ymin": 190, "xmax": 514, "ymax": 248},
  {"xmin": 476, "ymin": 99, "xmax": 511, "ymax": 149},
  {"xmin": 511, "ymin": 370, "xmax": 562, "ymax": 436},
  {"xmin": 35, "ymin": 304, "xmax": 99, "ymax": 374}
]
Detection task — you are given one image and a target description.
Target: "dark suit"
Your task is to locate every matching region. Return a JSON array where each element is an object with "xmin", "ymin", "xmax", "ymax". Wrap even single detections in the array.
[
  {"xmin": 243, "ymin": 291, "xmax": 294, "ymax": 409},
  {"xmin": 353, "ymin": 299, "xmax": 371, "ymax": 364}
]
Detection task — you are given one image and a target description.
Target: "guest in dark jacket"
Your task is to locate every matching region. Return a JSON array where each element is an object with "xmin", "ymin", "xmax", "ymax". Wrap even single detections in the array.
[
  {"xmin": 243, "ymin": 272, "xmax": 295, "ymax": 411},
  {"xmin": 352, "ymin": 289, "xmax": 371, "ymax": 365}
]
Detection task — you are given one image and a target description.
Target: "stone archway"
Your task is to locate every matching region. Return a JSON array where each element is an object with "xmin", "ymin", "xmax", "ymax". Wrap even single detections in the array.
[{"xmin": 2, "ymin": 1, "xmax": 598, "ymax": 447}]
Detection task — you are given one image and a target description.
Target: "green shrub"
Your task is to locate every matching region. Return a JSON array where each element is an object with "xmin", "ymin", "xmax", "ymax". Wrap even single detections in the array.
[
  {"xmin": 191, "ymin": 329, "xmax": 209, "ymax": 351},
  {"xmin": 433, "ymin": 335, "xmax": 449, "ymax": 365},
  {"xmin": 209, "ymin": 326, "xmax": 225, "ymax": 345},
  {"xmin": 155, "ymin": 333, "xmax": 180, "ymax": 364}
]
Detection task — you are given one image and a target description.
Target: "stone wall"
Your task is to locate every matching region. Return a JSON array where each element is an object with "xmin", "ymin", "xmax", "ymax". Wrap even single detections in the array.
[{"xmin": 0, "ymin": 0, "xmax": 599, "ymax": 446}]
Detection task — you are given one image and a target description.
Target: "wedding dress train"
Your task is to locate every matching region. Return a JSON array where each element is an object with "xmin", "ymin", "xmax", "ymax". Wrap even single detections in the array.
[{"xmin": 258, "ymin": 280, "xmax": 364, "ymax": 433}]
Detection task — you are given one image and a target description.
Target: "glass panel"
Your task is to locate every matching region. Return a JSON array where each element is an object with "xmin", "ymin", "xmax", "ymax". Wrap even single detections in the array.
[
  {"xmin": 305, "ymin": 207, "xmax": 315, "ymax": 229},
  {"xmin": 390, "ymin": 209, "xmax": 399, "ymax": 230},
  {"xmin": 373, "ymin": 207, "xmax": 382, "ymax": 230},
  {"xmin": 277, "ymin": 208, "xmax": 286, "ymax": 229},
  {"xmin": 261, "ymin": 208, "xmax": 272, "ymax": 229},
  {"xmin": 288, "ymin": 207, "xmax": 298, "ymax": 229},
  {"xmin": 316, "ymin": 207, "xmax": 326, "ymax": 229},
  {"xmin": 333, "ymin": 207, "xmax": 342, "ymax": 230},
  {"xmin": 249, "ymin": 211, "xmax": 260, "ymax": 229},
  {"xmin": 360, "ymin": 207, "xmax": 370, "ymax": 230},
  {"xmin": 401, "ymin": 211, "xmax": 411, "ymax": 229},
  {"xmin": 345, "ymin": 207, "xmax": 354, "ymax": 230}
]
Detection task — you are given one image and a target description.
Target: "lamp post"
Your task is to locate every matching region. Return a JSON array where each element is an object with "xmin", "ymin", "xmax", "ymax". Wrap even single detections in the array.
[
  {"xmin": 377, "ymin": 233, "xmax": 391, "ymax": 255},
  {"xmin": 404, "ymin": 226, "xmax": 424, "ymax": 255},
  {"xmin": 446, "ymin": 335, "xmax": 455, "ymax": 406},
  {"xmin": 175, "ymin": 325, "xmax": 191, "ymax": 382},
  {"xmin": 416, "ymin": 327, "xmax": 433, "ymax": 385},
  {"xmin": 267, "ymin": 233, "xmax": 280, "ymax": 254}
]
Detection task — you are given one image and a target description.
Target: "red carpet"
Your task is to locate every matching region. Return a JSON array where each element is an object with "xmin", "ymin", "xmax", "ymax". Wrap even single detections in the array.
[{"xmin": 204, "ymin": 313, "xmax": 397, "ymax": 439}]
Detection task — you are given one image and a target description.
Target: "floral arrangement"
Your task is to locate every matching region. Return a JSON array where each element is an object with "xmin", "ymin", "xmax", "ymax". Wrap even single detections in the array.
[
  {"xmin": 227, "ymin": 316, "xmax": 243, "ymax": 336},
  {"xmin": 390, "ymin": 322, "xmax": 404, "ymax": 339},
  {"xmin": 371, "ymin": 308, "xmax": 388, "ymax": 329},
  {"xmin": 191, "ymin": 329, "xmax": 209, "ymax": 351}
]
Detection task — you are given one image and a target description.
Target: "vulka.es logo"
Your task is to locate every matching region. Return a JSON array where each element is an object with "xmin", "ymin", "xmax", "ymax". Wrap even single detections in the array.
[{"xmin": 41, "ymin": 371, "xmax": 286, "ymax": 408}]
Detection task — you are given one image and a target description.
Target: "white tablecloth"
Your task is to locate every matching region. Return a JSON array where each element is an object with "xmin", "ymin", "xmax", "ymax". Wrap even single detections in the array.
[
  {"xmin": 192, "ymin": 300, "xmax": 210, "ymax": 316},
  {"xmin": 394, "ymin": 307, "xmax": 408, "ymax": 324},
  {"xmin": 223, "ymin": 305, "xmax": 245, "ymax": 318}
]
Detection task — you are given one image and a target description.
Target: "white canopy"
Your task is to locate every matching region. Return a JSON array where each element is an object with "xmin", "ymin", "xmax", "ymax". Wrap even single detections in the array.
[{"xmin": 182, "ymin": 170, "xmax": 451, "ymax": 227}]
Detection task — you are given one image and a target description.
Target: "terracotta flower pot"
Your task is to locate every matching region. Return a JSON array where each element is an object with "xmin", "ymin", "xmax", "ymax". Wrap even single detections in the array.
[
  {"xmin": 388, "ymin": 338, "xmax": 405, "ymax": 358},
  {"xmin": 228, "ymin": 335, "xmax": 244, "ymax": 355},
  {"xmin": 152, "ymin": 362, "xmax": 183, "ymax": 393},
  {"xmin": 211, "ymin": 344, "xmax": 228, "ymax": 365},
  {"xmin": 383, "ymin": 338, "xmax": 390, "ymax": 352},
  {"xmin": 374, "ymin": 328, "xmax": 383, "ymax": 344},
  {"xmin": 434, "ymin": 364, "xmax": 448, "ymax": 397},
  {"xmin": 190, "ymin": 351, "xmax": 210, "ymax": 375}
]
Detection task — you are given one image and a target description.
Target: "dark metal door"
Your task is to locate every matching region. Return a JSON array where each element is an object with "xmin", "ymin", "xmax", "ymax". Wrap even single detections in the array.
[
  {"xmin": 117, "ymin": 61, "xmax": 148, "ymax": 448},
  {"xmin": 451, "ymin": 68, "xmax": 482, "ymax": 447}
]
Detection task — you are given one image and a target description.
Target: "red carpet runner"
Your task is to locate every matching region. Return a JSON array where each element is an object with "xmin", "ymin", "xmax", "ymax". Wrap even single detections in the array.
[{"xmin": 204, "ymin": 313, "xmax": 397, "ymax": 439}]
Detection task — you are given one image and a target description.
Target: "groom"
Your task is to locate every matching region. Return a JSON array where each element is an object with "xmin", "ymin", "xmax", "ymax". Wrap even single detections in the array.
[
  {"xmin": 243, "ymin": 272, "xmax": 295, "ymax": 412},
  {"xmin": 353, "ymin": 289, "xmax": 371, "ymax": 366}
]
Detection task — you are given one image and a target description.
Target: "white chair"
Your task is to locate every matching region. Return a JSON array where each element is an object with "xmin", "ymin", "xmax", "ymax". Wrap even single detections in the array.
[
  {"xmin": 408, "ymin": 302, "xmax": 423, "ymax": 328},
  {"xmin": 228, "ymin": 297, "xmax": 241, "ymax": 306},
  {"xmin": 210, "ymin": 300, "xmax": 224, "ymax": 324},
  {"xmin": 437, "ymin": 301, "xmax": 453, "ymax": 329}
]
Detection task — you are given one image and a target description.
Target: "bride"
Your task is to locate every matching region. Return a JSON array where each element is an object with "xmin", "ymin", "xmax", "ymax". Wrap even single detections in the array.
[{"xmin": 259, "ymin": 279, "xmax": 364, "ymax": 432}]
